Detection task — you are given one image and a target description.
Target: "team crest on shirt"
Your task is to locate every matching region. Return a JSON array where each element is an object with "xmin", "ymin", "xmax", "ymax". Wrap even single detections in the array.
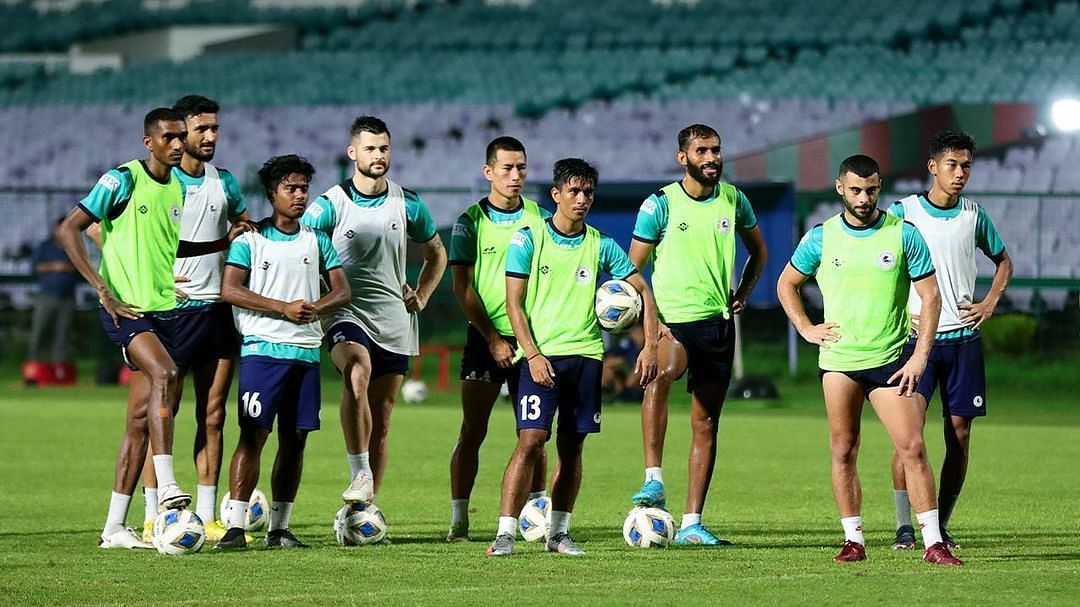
[
  {"xmin": 170, "ymin": 205, "xmax": 182, "ymax": 222},
  {"xmin": 388, "ymin": 220, "xmax": 400, "ymax": 231},
  {"xmin": 717, "ymin": 217, "xmax": 733, "ymax": 235},
  {"xmin": 301, "ymin": 255, "xmax": 312, "ymax": 265},
  {"xmin": 575, "ymin": 265, "xmax": 592, "ymax": 284},
  {"xmin": 877, "ymin": 251, "xmax": 897, "ymax": 270}
]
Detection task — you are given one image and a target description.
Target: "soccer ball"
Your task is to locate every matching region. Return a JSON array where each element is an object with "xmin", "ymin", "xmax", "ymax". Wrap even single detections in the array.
[
  {"xmin": 595, "ymin": 279, "xmax": 642, "ymax": 332},
  {"xmin": 334, "ymin": 502, "xmax": 388, "ymax": 545},
  {"xmin": 152, "ymin": 508, "xmax": 205, "ymax": 555},
  {"xmin": 218, "ymin": 488, "xmax": 270, "ymax": 531},
  {"xmin": 518, "ymin": 495, "xmax": 551, "ymax": 542},
  {"xmin": 622, "ymin": 506, "xmax": 675, "ymax": 548},
  {"xmin": 401, "ymin": 379, "xmax": 428, "ymax": 403}
]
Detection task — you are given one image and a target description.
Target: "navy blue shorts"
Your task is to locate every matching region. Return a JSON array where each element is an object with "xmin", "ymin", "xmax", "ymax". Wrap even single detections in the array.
[
  {"xmin": 819, "ymin": 357, "xmax": 905, "ymax": 399},
  {"xmin": 902, "ymin": 333, "xmax": 987, "ymax": 418},
  {"xmin": 324, "ymin": 321, "xmax": 409, "ymax": 379},
  {"xmin": 516, "ymin": 355, "xmax": 602, "ymax": 436},
  {"xmin": 237, "ymin": 356, "xmax": 321, "ymax": 431},
  {"xmin": 460, "ymin": 324, "xmax": 520, "ymax": 389},
  {"xmin": 99, "ymin": 306, "xmax": 207, "ymax": 370},
  {"xmin": 666, "ymin": 315, "xmax": 735, "ymax": 392},
  {"xmin": 168, "ymin": 302, "xmax": 240, "ymax": 365}
]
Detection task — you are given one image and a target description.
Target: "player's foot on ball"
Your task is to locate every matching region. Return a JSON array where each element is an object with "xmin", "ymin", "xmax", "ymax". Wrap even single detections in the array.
[
  {"xmin": 833, "ymin": 540, "xmax": 867, "ymax": 562},
  {"xmin": 213, "ymin": 527, "xmax": 248, "ymax": 550},
  {"xmin": 892, "ymin": 524, "xmax": 916, "ymax": 550},
  {"xmin": 924, "ymin": 541, "xmax": 963, "ymax": 566},
  {"xmin": 141, "ymin": 519, "xmax": 154, "ymax": 544},
  {"xmin": 675, "ymin": 523, "xmax": 731, "ymax": 546},
  {"xmin": 940, "ymin": 528, "xmax": 959, "ymax": 550},
  {"xmin": 265, "ymin": 529, "xmax": 310, "ymax": 549},
  {"xmin": 99, "ymin": 527, "xmax": 154, "ymax": 549},
  {"xmin": 446, "ymin": 521, "xmax": 469, "ymax": 542},
  {"xmin": 342, "ymin": 472, "xmax": 375, "ymax": 504},
  {"xmin": 545, "ymin": 533, "xmax": 586, "ymax": 556},
  {"xmin": 156, "ymin": 484, "xmax": 192, "ymax": 512},
  {"xmin": 487, "ymin": 533, "xmax": 514, "ymax": 556},
  {"xmin": 631, "ymin": 479, "xmax": 666, "ymax": 509}
]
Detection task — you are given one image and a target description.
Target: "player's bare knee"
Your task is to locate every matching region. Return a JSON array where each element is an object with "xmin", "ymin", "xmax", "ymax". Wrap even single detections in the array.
[{"xmin": 830, "ymin": 437, "xmax": 859, "ymax": 464}]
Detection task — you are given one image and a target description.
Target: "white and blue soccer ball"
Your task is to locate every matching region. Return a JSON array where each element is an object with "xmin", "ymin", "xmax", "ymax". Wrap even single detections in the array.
[
  {"xmin": 518, "ymin": 496, "xmax": 552, "ymax": 542},
  {"xmin": 401, "ymin": 379, "xmax": 429, "ymax": 404},
  {"xmin": 334, "ymin": 502, "xmax": 388, "ymax": 545},
  {"xmin": 622, "ymin": 506, "xmax": 675, "ymax": 548},
  {"xmin": 218, "ymin": 488, "xmax": 270, "ymax": 531},
  {"xmin": 595, "ymin": 279, "xmax": 642, "ymax": 333},
  {"xmin": 152, "ymin": 508, "xmax": 205, "ymax": 555}
]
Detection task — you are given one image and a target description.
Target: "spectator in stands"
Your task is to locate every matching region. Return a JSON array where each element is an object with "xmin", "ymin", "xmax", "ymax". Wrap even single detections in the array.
[
  {"xmin": 602, "ymin": 324, "xmax": 647, "ymax": 402},
  {"xmin": 25, "ymin": 217, "xmax": 80, "ymax": 384}
]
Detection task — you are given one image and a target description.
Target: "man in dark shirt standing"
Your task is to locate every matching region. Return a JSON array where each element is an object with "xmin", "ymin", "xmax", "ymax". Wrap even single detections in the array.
[{"xmin": 25, "ymin": 218, "xmax": 81, "ymax": 384}]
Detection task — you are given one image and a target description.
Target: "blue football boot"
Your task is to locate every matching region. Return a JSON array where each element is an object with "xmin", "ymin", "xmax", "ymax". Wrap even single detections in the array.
[
  {"xmin": 631, "ymin": 479, "xmax": 667, "ymax": 509},
  {"xmin": 675, "ymin": 523, "xmax": 732, "ymax": 546}
]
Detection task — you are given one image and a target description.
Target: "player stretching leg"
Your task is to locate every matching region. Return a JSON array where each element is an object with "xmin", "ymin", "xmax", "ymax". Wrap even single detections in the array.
[
  {"xmin": 57, "ymin": 108, "xmax": 193, "ymax": 548},
  {"xmin": 302, "ymin": 116, "xmax": 446, "ymax": 513},
  {"xmin": 777, "ymin": 154, "xmax": 961, "ymax": 566},
  {"xmin": 447, "ymin": 137, "xmax": 550, "ymax": 541},
  {"xmin": 133, "ymin": 95, "xmax": 251, "ymax": 543},
  {"xmin": 628, "ymin": 124, "xmax": 767, "ymax": 545},
  {"xmin": 215, "ymin": 155, "xmax": 350, "ymax": 550},
  {"xmin": 487, "ymin": 159, "xmax": 658, "ymax": 557},
  {"xmin": 887, "ymin": 130, "xmax": 1012, "ymax": 550}
]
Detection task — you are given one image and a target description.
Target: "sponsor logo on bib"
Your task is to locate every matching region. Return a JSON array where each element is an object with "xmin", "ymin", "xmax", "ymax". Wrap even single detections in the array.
[{"xmin": 677, "ymin": 222, "xmax": 689, "ymax": 231}]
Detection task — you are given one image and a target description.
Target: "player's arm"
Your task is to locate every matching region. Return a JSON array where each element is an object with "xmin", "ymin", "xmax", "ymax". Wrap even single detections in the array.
[
  {"xmin": 960, "ymin": 209, "xmax": 1013, "ymax": 329},
  {"xmin": 890, "ymin": 274, "xmax": 940, "ymax": 396},
  {"xmin": 452, "ymin": 265, "xmax": 513, "ymax": 368},
  {"xmin": 313, "ymin": 267, "xmax": 351, "ymax": 317},
  {"xmin": 506, "ymin": 274, "xmax": 554, "ymax": 388},
  {"xmin": 776, "ymin": 264, "xmax": 839, "ymax": 348},
  {"xmin": 404, "ymin": 234, "xmax": 447, "ymax": 313},
  {"xmin": 732, "ymin": 225, "xmax": 767, "ymax": 314},
  {"xmin": 623, "ymin": 273, "xmax": 658, "ymax": 387},
  {"xmin": 221, "ymin": 265, "xmax": 313, "ymax": 323}
]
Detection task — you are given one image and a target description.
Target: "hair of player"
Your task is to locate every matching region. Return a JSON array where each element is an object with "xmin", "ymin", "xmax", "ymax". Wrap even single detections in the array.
[
  {"xmin": 172, "ymin": 95, "xmax": 220, "ymax": 118},
  {"xmin": 143, "ymin": 107, "xmax": 185, "ymax": 135},
  {"xmin": 837, "ymin": 154, "xmax": 881, "ymax": 179},
  {"xmin": 258, "ymin": 154, "xmax": 316, "ymax": 198},
  {"xmin": 351, "ymin": 115, "xmax": 390, "ymax": 139},
  {"xmin": 552, "ymin": 158, "xmax": 599, "ymax": 190},
  {"xmin": 677, "ymin": 123, "xmax": 721, "ymax": 151},
  {"xmin": 929, "ymin": 129, "xmax": 976, "ymax": 159},
  {"xmin": 485, "ymin": 136, "xmax": 526, "ymax": 165}
]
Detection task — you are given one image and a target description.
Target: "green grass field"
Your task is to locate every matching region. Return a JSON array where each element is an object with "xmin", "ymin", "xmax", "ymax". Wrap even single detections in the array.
[{"xmin": 1, "ymin": 351, "xmax": 1078, "ymax": 606}]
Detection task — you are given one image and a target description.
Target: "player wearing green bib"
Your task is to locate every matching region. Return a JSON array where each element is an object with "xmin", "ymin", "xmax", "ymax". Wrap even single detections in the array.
[
  {"xmin": 56, "ymin": 108, "xmax": 193, "ymax": 549},
  {"xmin": 777, "ymin": 154, "xmax": 961, "ymax": 566},
  {"xmin": 628, "ymin": 124, "xmax": 768, "ymax": 546},
  {"xmin": 487, "ymin": 159, "xmax": 659, "ymax": 557},
  {"xmin": 446, "ymin": 137, "xmax": 551, "ymax": 542}
]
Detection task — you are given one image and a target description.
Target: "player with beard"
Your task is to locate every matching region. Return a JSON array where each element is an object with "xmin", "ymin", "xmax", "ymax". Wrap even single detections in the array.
[
  {"xmin": 627, "ymin": 124, "xmax": 767, "ymax": 545},
  {"xmin": 777, "ymin": 154, "xmax": 961, "ymax": 566},
  {"xmin": 302, "ymin": 116, "xmax": 447, "ymax": 516},
  {"xmin": 129, "ymin": 95, "xmax": 252, "ymax": 543}
]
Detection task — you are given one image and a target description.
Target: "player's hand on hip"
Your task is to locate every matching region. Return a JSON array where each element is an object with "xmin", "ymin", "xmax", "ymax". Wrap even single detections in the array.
[
  {"xmin": 174, "ymin": 275, "xmax": 191, "ymax": 303},
  {"xmin": 958, "ymin": 301, "xmax": 994, "ymax": 329},
  {"xmin": 488, "ymin": 338, "xmax": 515, "ymax": 369},
  {"xmin": 800, "ymin": 322, "xmax": 840, "ymax": 349},
  {"xmin": 402, "ymin": 283, "xmax": 426, "ymax": 313},
  {"xmin": 100, "ymin": 289, "xmax": 142, "ymax": 327},
  {"xmin": 888, "ymin": 357, "xmax": 926, "ymax": 397},
  {"xmin": 635, "ymin": 345, "xmax": 658, "ymax": 388},
  {"xmin": 282, "ymin": 299, "xmax": 316, "ymax": 323},
  {"xmin": 527, "ymin": 354, "xmax": 556, "ymax": 388},
  {"xmin": 730, "ymin": 292, "xmax": 748, "ymax": 315}
]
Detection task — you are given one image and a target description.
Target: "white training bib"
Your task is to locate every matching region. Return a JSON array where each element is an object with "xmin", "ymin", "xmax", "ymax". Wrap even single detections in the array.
[{"xmin": 174, "ymin": 163, "xmax": 230, "ymax": 302}]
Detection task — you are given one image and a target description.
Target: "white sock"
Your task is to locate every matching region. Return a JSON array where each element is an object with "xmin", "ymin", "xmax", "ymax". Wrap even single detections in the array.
[
  {"xmin": 497, "ymin": 516, "xmax": 518, "ymax": 537},
  {"xmin": 680, "ymin": 513, "xmax": 701, "ymax": 530},
  {"xmin": 451, "ymin": 499, "xmax": 469, "ymax": 525},
  {"xmin": 916, "ymin": 509, "xmax": 943, "ymax": 547},
  {"xmin": 894, "ymin": 490, "xmax": 912, "ymax": 528},
  {"xmin": 527, "ymin": 490, "xmax": 547, "ymax": 501},
  {"xmin": 270, "ymin": 501, "xmax": 293, "ymax": 531},
  {"xmin": 550, "ymin": 511, "xmax": 571, "ymax": 537},
  {"xmin": 840, "ymin": 516, "xmax": 864, "ymax": 544},
  {"xmin": 196, "ymin": 485, "xmax": 216, "ymax": 523},
  {"xmin": 151, "ymin": 455, "xmax": 177, "ymax": 490},
  {"xmin": 226, "ymin": 499, "xmax": 248, "ymax": 530},
  {"xmin": 645, "ymin": 467, "xmax": 663, "ymax": 483},
  {"xmin": 103, "ymin": 491, "xmax": 132, "ymax": 537},
  {"xmin": 143, "ymin": 487, "xmax": 158, "ymax": 523},
  {"xmin": 347, "ymin": 452, "xmax": 372, "ymax": 479}
]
